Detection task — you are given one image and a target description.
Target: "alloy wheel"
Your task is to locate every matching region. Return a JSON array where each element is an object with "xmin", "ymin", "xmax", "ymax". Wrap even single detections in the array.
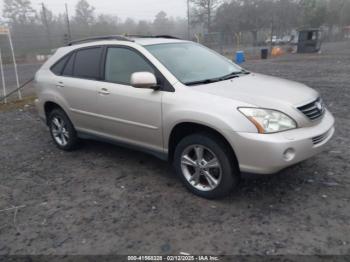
[
  {"xmin": 180, "ymin": 144, "xmax": 222, "ymax": 191},
  {"xmin": 51, "ymin": 116, "xmax": 70, "ymax": 147}
]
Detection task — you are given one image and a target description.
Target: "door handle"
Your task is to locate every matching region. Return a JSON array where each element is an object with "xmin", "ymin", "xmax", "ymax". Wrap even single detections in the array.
[
  {"xmin": 98, "ymin": 88, "xmax": 110, "ymax": 95},
  {"xmin": 56, "ymin": 82, "xmax": 64, "ymax": 88}
]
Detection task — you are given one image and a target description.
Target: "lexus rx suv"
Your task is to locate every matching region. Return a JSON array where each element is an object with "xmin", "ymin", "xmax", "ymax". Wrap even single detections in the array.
[{"xmin": 34, "ymin": 35, "xmax": 335, "ymax": 199}]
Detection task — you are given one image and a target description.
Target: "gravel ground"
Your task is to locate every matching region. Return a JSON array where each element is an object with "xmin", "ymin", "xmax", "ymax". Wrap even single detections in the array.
[{"xmin": 0, "ymin": 42, "xmax": 349, "ymax": 256}]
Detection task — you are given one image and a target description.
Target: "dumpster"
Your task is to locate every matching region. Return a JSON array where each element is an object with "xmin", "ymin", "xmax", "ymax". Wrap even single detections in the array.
[
  {"xmin": 297, "ymin": 28, "xmax": 322, "ymax": 53},
  {"xmin": 235, "ymin": 51, "xmax": 245, "ymax": 64}
]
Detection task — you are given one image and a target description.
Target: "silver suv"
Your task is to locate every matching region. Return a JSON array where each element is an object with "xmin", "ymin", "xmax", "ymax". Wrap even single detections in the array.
[{"xmin": 34, "ymin": 35, "xmax": 335, "ymax": 199}]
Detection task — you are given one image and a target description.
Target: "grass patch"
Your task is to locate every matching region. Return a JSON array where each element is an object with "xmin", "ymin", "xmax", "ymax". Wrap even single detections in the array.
[{"xmin": 0, "ymin": 96, "xmax": 37, "ymax": 112}]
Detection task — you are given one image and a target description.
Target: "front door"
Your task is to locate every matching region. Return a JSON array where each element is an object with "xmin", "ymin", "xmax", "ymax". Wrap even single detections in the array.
[{"xmin": 96, "ymin": 47, "xmax": 163, "ymax": 152}]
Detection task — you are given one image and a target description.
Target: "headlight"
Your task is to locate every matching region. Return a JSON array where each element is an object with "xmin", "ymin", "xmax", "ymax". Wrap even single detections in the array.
[{"xmin": 238, "ymin": 107, "xmax": 297, "ymax": 134}]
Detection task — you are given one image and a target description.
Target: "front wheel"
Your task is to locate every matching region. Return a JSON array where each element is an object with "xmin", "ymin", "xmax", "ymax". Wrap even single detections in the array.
[{"xmin": 174, "ymin": 133, "xmax": 239, "ymax": 199}]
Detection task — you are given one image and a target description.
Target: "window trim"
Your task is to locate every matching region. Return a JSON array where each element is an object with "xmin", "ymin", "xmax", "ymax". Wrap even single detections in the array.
[
  {"xmin": 62, "ymin": 51, "xmax": 76, "ymax": 77},
  {"xmin": 50, "ymin": 44, "xmax": 174, "ymax": 92},
  {"xmin": 72, "ymin": 46, "xmax": 104, "ymax": 80},
  {"xmin": 102, "ymin": 46, "xmax": 155, "ymax": 86},
  {"xmin": 51, "ymin": 45, "xmax": 104, "ymax": 80},
  {"xmin": 50, "ymin": 52, "xmax": 72, "ymax": 76},
  {"xmin": 101, "ymin": 45, "xmax": 174, "ymax": 92}
]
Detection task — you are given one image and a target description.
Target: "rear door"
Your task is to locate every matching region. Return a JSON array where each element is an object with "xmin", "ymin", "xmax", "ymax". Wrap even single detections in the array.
[{"xmin": 57, "ymin": 46, "xmax": 103, "ymax": 131}]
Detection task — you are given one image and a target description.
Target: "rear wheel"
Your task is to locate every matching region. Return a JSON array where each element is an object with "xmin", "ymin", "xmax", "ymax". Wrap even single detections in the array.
[
  {"xmin": 174, "ymin": 133, "xmax": 239, "ymax": 199},
  {"xmin": 48, "ymin": 109, "xmax": 78, "ymax": 151}
]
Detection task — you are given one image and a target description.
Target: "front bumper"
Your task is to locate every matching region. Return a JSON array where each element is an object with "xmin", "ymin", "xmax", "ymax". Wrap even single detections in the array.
[{"xmin": 228, "ymin": 110, "xmax": 335, "ymax": 174}]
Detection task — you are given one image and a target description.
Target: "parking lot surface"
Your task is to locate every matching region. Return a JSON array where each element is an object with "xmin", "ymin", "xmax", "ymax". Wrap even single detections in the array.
[{"xmin": 0, "ymin": 42, "xmax": 349, "ymax": 255}]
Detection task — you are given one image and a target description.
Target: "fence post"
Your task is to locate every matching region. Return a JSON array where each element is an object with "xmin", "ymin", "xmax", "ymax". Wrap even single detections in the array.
[
  {"xmin": 8, "ymin": 29, "xmax": 22, "ymax": 100},
  {"xmin": 0, "ymin": 49, "xmax": 7, "ymax": 104}
]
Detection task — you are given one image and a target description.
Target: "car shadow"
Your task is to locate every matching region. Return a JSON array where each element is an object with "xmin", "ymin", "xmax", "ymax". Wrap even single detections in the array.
[{"xmin": 78, "ymin": 139, "xmax": 320, "ymax": 206}]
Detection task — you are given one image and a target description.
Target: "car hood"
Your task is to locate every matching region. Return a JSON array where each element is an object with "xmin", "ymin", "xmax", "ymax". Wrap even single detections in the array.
[{"xmin": 190, "ymin": 73, "xmax": 319, "ymax": 108}]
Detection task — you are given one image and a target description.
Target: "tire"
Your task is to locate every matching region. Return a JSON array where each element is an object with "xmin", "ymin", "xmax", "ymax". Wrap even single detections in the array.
[
  {"xmin": 48, "ymin": 108, "xmax": 79, "ymax": 151},
  {"xmin": 174, "ymin": 133, "xmax": 240, "ymax": 199}
]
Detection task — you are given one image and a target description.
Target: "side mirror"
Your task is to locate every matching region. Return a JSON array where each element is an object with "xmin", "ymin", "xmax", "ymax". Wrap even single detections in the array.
[{"xmin": 131, "ymin": 72, "xmax": 158, "ymax": 89}]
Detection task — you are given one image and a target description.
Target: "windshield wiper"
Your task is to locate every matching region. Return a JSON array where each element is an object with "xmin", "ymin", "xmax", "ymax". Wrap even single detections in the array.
[
  {"xmin": 185, "ymin": 70, "xmax": 251, "ymax": 86},
  {"xmin": 219, "ymin": 70, "xmax": 251, "ymax": 81},
  {"xmin": 185, "ymin": 78, "xmax": 222, "ymax": 86}
]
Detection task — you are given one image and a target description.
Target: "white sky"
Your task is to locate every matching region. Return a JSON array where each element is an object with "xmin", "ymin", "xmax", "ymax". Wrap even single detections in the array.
[{"xmin": 0, "ymin": 0, "xmax": 188, "ymax": 21}]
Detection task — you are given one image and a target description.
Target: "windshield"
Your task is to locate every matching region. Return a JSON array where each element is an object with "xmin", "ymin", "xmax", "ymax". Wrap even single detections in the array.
[{"xmin": 145, "ymin": 42, "xmax": 243, "ymax": 85}]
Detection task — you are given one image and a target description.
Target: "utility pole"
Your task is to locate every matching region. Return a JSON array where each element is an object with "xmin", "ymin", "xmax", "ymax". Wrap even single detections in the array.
[
  {"xmin": 187, "ymin": 0, "xmax": 191, "ymax": 40},
  {"xmin": 207, "ymin": 0, "xmax": 211, "ymax": 33},
  {"xmin": 41, "ymin": 3, "xmax": 52, "ymax": 49},
  {"xmin": 270, "ymin": 15, "xmax": 274, "ymax": 52},
  {"xmin": 65, "ymin": 3, "xmax": 72, "ymax": 42}
]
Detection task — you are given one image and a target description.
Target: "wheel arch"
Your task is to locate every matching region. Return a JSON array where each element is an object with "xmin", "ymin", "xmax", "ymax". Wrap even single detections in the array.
[
  {"xmin": 167, "ymin": 122, "xmax": 239, "ymax": 170},
  {"xmin": 44, "ymin": 101, "xmax": 66, "ymax": 125}
]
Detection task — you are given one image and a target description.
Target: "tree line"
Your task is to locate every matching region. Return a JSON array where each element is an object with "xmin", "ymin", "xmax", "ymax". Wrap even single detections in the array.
[
  {"xmin": 195, "ymin": 0, "xmax": 350, "ymax": 45},
  {"xmin": 0, "ymin": 0, "xmax": 350, "ymax": 59}
]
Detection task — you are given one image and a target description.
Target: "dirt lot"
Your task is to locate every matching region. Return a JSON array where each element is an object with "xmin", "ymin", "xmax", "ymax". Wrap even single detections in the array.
[{"xmin": 0, "ymin": 42, "xmax": 349, "ymax": 256}]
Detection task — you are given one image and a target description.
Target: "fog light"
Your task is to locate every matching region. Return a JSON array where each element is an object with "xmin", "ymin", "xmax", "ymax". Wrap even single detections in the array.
[{"xmin": 283, "ymin": 148, "xmax": 295, "ymax": 161}]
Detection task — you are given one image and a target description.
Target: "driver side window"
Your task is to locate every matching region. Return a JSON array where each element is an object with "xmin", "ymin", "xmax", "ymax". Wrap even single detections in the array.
[{"xmin": 104, "ymin": 47, "xmax": 155, "ymax": 85}]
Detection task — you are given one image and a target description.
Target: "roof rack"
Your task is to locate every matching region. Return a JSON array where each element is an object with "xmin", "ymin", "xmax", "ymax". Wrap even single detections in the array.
[
  {"xmin": 127, "ymin": 35, "xmax": 180, "ymax": 40},
  {"xmin": 155, "ymin": 35, "xmax": 180, "ymax": 39},
  {"xmin": 67, "ymin": 35, "xmax": 134, "ymax": 46}
]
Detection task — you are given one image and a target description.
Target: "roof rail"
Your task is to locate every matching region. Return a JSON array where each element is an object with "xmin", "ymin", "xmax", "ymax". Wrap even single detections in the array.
[
  {"xmin": 155, "ymin": 35, "xmax": 180, "ymax": 39},
  {"xmin": 67, "ymin": 35, "xmax": 134, "ymax": 46},
  {"xmin": 127, "ymin": 34, "xmax": 180, "ymax": 40}
]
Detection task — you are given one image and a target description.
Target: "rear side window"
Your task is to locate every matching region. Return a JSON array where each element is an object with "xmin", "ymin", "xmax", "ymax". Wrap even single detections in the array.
[
  {"xmin": 51, "ymin": 55, "xmax": 69, "ymax": 75},
  {"xmin": 73, "ymin": 47, "xmax": 102, "ymax": 80},
  {"xmin": 104, "ymin": 47, "xmax": 155, "ymax": 85},
  {"xmin": 62, "ymin": 53, "xmax": 75, "ymax": 76}
]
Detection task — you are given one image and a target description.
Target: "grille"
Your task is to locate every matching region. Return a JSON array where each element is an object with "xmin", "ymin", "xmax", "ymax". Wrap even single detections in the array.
[
  {"xmin": 312, "ymin": 130, "xmax": 330, "ymax": 145},
  {"xmin": 297, "ymin": 98, "xmax": 325, "ymax": 121}
]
